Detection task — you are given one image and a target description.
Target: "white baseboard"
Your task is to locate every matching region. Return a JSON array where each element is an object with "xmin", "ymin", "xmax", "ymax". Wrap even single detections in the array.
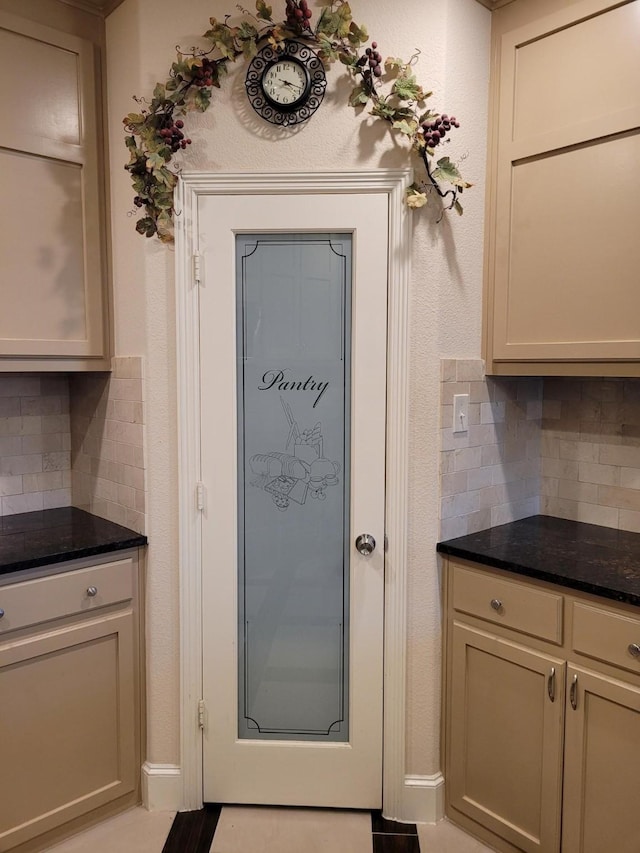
[
  {"xmin": 142, "ymin": 762, "xmax": 183, "ymax": 811},
  {"xmin": 395, "ymin": 774, "xmax": 445, "ymax": 824}
]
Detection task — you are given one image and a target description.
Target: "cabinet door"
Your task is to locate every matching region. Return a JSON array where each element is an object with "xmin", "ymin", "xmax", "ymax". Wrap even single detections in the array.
[
  {"xmin": 488, "ymin": 0, "xmax": 640, "ymax": 367},
  {"xmin": 0, "ymin": 12, "xmax": 105, "ymax": 361},
  {"xmin": 448, "ymin": 623, "xmax": 565, "ymax": 853},
  {"xmin": 0, "ymin": 612, "xmax": 136, "ymax": 851},
  {"xmin": 562, "ymin": 665, "xmax": 640, "ymax": 853}
]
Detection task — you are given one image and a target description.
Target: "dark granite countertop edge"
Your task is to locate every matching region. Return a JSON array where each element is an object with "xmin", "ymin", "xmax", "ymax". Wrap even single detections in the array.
[
  {"xmin": 436, "ymin": 541, "xmax": 640, "ymax": 608},
  {"xmin": 0, "ymin": 535, "xmax": 148, "ymax": 576}
]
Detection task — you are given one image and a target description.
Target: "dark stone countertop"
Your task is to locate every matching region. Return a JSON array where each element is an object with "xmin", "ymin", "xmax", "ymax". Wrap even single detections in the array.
[
  {"xmin": 437, "ymin": 515, "xmax": 640, "ymax": 608},
  {"xmin": 0, "ymin": 507, "xmax": 147, "ymax": 577}
]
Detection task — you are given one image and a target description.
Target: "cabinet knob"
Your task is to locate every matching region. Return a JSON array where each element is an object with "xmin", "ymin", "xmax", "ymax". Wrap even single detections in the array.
[
  {"xmin": 490, "ymin": 598, "xmax": 503, "ymax": 612},
  {"xmin": 0, "ymin": 607, "xmax": 4, "ymax": 619},
  {"xmin": 86, "ymin": 586, "xmax": 98, "ymax": 598},
  {"xmin": 629, "ymin": 643, "xmax": 640, "ymax": 658}
]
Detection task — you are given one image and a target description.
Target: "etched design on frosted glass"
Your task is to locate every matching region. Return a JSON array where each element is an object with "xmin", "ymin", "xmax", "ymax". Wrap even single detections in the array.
[
  {"xmin": 236, "ymin": 233, "xmax": 351, "ymax": 741},
  {"xmin": 249, "ymin": 396, "xmax": 340, "ymax": 510}
]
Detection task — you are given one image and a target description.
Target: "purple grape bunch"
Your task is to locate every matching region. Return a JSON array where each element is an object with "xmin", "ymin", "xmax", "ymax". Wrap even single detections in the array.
[
  {"xmin": 192, "ymin": 57, "xmax": 217, "ymax": 88},
  {"xmin": 357, "ymin": 41, "xmax": 383, "ymax": 80},
  {"xmin": 285, "ymin": 0, "xmax": 313, "ymax": 29},
  {"xmin": 158, "ymin": 118, "xmax": 192, "ymax": 153},
  {"xmin": 422, "ymin": 114, "xmax": 460, "ymax": 149}
]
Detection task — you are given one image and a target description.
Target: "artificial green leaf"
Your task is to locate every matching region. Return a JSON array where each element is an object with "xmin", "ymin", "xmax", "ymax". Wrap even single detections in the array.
[
  {"xmin": 339, "ymin": 51, "xmax": 357, "ymax": 66},
  {"xmin": 153, "ymin": 82, "xmax": 166, "ymax": 101},
  {"xmin": 348, "ymin": 21, "xmax": 367, "ymax": 46},
  {"xmin": 349, "ymin": 84, "xmax": 369, "ymax": 107},
  {"xmin": 392, "ymin": 74, "xmax": 424, "ymax": 101},
  {"xmin": 393, "ymin": 119, "xmax": 418, "ymax": 136},
  {"xmin": 454, "ymin": 199, "xmax": 464, "ymax": 215},
  {"xmin": 256, "ymin": 0, "xmax": 272, "ymax": 21},
  {"xmin": 204, "ymin": 21, "xmax": 238, "ymax": 59},
  {"xmin": 405, "ymin": 187, "xmax": 428, "ymax": 209},
  {"xmin": 238, "ymin": 21, "xmax": 258, "ymax": 41},
  {"xmin": 370, "ymin": 100, "xmax": 396, "ymax": 120},
  {"xmin": 136, "ymin": 217, "xmax": 157, "ymax": 237},
  {"xmin": 146, "ymin": 152, "xmax": 167, "ymax": 172},
  {"xmin": 384, "ymin": 57, "xmax": 406, "ymax": 71},
  {"xmin": 432, "ymin": 156, "xmax": 473, "ymax": 188},
  {"xmin": 242, "ymin": 38, "xmax": 258, "ymax": 59}
]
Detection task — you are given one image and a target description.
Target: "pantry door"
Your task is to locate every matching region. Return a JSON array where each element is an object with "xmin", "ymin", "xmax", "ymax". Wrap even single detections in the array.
[{"xmin": 198, "ymin": 192, "xmax": 387, "ymax": 808}]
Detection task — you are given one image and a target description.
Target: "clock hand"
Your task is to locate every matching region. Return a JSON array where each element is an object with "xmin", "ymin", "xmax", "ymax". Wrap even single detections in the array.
[{"xmin": 277, "ymin": 77, "xmax": 304, "ymax": 92}]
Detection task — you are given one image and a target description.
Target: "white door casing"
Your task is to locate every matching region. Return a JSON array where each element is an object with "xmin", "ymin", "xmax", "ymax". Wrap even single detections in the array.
[{"xmin": 175, "ymin": 170, "xmax": 416, "ymax": 818}]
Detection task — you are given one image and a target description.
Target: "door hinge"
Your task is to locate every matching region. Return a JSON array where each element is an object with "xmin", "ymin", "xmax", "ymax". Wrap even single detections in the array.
[
  {"xmin": 384, "ymin": 533, "xmax": 389, "ymax": 552},
  {"xmin": 196, "ymin": 481, "xmax": 206, "ymax": 512},
  {"xmin": 193, "ymin": 252, "xmax": 203, "ymax": 285},
  {"xmin": 198, "ymin": 699, "xmax": 206, "ymax": 729}
]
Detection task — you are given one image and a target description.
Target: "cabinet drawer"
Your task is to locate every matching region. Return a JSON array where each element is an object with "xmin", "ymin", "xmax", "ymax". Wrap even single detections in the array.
[
  {"xmin": 452, "ymin": 564, "xmax": 563, "ymax": 644},
  {"xmin": 572, "ymin": 602, "xmax": 640, "ymax": 675},
  {"xmin": 0, "ymin": 558, "xmax": 133, "ymax": 635}
]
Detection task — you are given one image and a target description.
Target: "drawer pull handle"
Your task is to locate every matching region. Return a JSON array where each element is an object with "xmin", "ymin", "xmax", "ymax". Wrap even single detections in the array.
[
  {"xmin": 0, "ymin": 607, "xmax": 4, "ymax": 619},
  {"xmin": 629, "ymin": 643, "xmax": 640, "ymax": 658},
  {"xmin": 87, "ymin": 586, "xmax": 98, "ymax": 598},
  {"xmin": 570, "ymin": 673, "xmax": 578, "ymax": 711},
  {"xmin": 547, "ymin": 667, "xmax": 556, "ymax": 703},
  {"xmin": 490, "ymin": 598, "xmax": 503, "ymax": 612}
]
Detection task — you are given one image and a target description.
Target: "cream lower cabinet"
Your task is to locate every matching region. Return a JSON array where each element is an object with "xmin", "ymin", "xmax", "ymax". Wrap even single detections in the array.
[
  {"xmin": 443, "ymin": 558, "xmax": 640, "ymax": 853},
  {"xmin": 0, "ymin": 554, "xmax": 142, "ymax": 853}
]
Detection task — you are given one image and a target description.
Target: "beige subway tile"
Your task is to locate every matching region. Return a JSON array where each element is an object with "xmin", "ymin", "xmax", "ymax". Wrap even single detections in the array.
[
  {"xmin": 480, "ymin": 444, "xmax": 502, "ymax": 467},
  {"xmin": 456, "ymin": 360, "xmax": 485, "ymax": 382},
  {"xmin": 440, "ymin": 451, "xmax": 455, "ymax": 475},
  {"xmin": 557, "ymin": 441, "xmax": 599, "ymax": 463},
  {"xmin": 441, "ymin": 382, "xmax": 471, "ymax": 406},
  {"xmin": 468, "ymin": 423, "xmax": 506, "ymax": 447},
  {"xmin": 575, "ymin": 502, "xmax": 619, "ymax": 528},
  {"xmin": 540, "ymin": 434, "xmax": 560, "ymax": 459},
  {"xmin": 2, "ymin": 492, "xmax": 44, "ymax": 515},
  {"xmin": 527, "ymin": 438, "xmax": 542, "ymax": 461},
  {"xmin": 559, "ymin": 479, "xmax": 598, "ymax": 504},
  {"xmin": 620, "ymin": 467, "xmax": 640, "ymax": 489},
  {"xmin": 542, "ymin": 399, "xmax": 562, "ymax": 420},
  {"xmin": 0, "ymin": 398, "xmax": 21, "ymax": 418},
  {"xmin": 62, "ymin": 470, "xmax": 72, "ymax": 488},
  {"xmin": 543, "ymin": 496, "xmax": 580, "ymax": 521},
  {"xmin": 441, "ymin": 428, "xmax": 471, "ymax": 452},
  {"xmin": 599, "ymin": 444, "xmax": 640, "ymax": 468},
  {"xmin": 133, "ymin": 445, "xmax": 145, "ymax": 469},
  {"xmin": 442, "ymin": 471, "xmax": 468, "ymax": 496},
  {"xmin": 598, "ymin": 485, "xmax": 640, "ymax": 512},
  {"xmin": 0, "ymin": 475, "xmax": 23, "ymax": 497},
  {"xmin": 440, "ymin": 405, "xmax": 453, "ymax": 429},
  {"xmin": 526, "ymin": 400, "xmax": 543, "ymax": 421},
  {"xmin": 20, "ymin": 396, "xmax": 64, "ymax": 417},
  {"xmin": 440, "ymin": 515, "xmax": 468, "ymax": 541},
  {"xmin": 466, "ymin": 509, "xmax": 492, "ymax": 534},
  {"xmin": 121, "ymin": 422, "xmax": 144, "ymax": 447},
  {"xmin": 467, "ymin": 467, "xmax": 493, "ymax": 491},
  {"xmin": 542, "ymin": 457, "xmax": 579, "ymax": 480},
  {"xmin": 42, "ymin": 414, "xmax": 70, "ymax": 434},
  {"xmin": 454, "ymin": 446, "xmax": 482, "ymax": 471},
  {"xmin": 0, "ymin": 377, "xmax": 41, "ymax": 397},
  {"xmin": 488, "ymin": 378, "xmax": 516, "ymax": 403},
  {"xmin": 619, "ymin": 509, "xmax": 640, "ymax": 533},
  {"xmin": 1, "ymin": 455, "xmax": 43, "ymax": 476},
  {"xmin": 467, "ymin": 403, "xmax": 481, "ymax": 426},
  {"xmin": 23, "ymin": 471, "xmax": 63, "ymax": 493},
  {"xmin": 502, "ymin": 438, "xmax": 527, "ymax": 463},
  {"xmin": 441, "ymin": 491, "xmax": 480, "ymax": 520},
  {"xmin": 43, "ymin": 489, "xmax": 71, "ymax": 509},
  {"xmin": 109, "ymin": 461, "xmax": 126, "ymax": 485},
  {"xmin": 481, "ymin": 402, "xmax": 505, "ymax": 424},
  {"xmin": 117, "ymin": 484, "xmax": 136, "ymax": 509},
  {"xmin": 469, "ymin": 381, "xmax": 491, "ymax": 403},
  {"xmin": 134, "ymin": 489, "xmax": 146, "ymax": 513},
  {"xmin": 125, "ymin": 508, "xmax": 145, "ymax": 533},
  {"xmin": 105, "ymin": 500, "xmax": 128, "ymax": 526},
  {"xmin": 0, "ymin": 436, "xmax": 22, "ymax": 457},
  {"xmin": 116, "ymin": 442, "xmax": 135, "ymax": 466},
  {"xmin": 578, "ymin": 461, "xmax": 619, "ymax": 487},
  {"xmin": 541, "ymin": 477, "xmax": 559, "ymax": 497},
  {"xmin": 109, "ymin": 379, "xmax": 143, "ymax": 402},
  {"xmin": 43, "ymin": 452, "xmax": 70, "ymax": 472},
  {"xmin": 623, "ymin": 380, "xmax": 640, "ymax": 403},
  {"xmin": 95, "ymin": 478, "xmax": 118, "ymax": 502},
  {"xmin": 440, "ymin": 360, "xmax": 456, "ymax": 382},
  {"xmin": 21, "ymin": 433, "xmax": 63, "ymax": 455}
]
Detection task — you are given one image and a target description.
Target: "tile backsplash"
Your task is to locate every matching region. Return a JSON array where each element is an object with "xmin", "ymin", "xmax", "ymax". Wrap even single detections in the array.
[
  {"xmin": 440, "ymin": 362, "xmax": 640, "ymax": 538},
  {"xmin": 0, "ymin": 375, "xmax": 71, "ymax": 515}
]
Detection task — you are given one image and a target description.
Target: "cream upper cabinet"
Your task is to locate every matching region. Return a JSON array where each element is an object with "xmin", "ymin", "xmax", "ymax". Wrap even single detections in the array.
[
  {"xmin": 0, "ymin": 11, "xmax": 109, "ymax": 370},
  {"xmin": 483, "ymin": 0, "xmax": 640, "ymax": 376}
]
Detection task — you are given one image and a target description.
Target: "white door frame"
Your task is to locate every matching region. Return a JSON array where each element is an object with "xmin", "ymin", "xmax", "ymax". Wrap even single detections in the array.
[{"xmin": 175, "ymin": 170, "xmax": 420, "ymax": 820}]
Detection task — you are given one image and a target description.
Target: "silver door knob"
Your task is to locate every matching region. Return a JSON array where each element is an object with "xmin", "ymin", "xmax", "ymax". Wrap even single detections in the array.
[
  {"xmin": 355, "ymin": 534, "xmax": 376, "ymax": 556},
  {"xmin": 87, "ymin": 586, "xmax": 98, "ymax": 597}
]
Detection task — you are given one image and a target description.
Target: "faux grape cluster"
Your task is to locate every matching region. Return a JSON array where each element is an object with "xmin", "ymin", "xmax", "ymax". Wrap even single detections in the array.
[
  {"xmin": 192, "ymin": 57, "xmax": 217, "ymax": 87},
  {"xmin": 285, "ymin": 0, "xmax": 312, "ymax": 29},
  {"xmin": 158, "ymin": 119, "xmax": 192, "ymax": 153},
  {"xmin": 421, "ymin": 114, "xmax": 460, "ymax": 148},
  {"xmin": 357, "ymin": 41, "xmax": 382, "ymax": 79}
]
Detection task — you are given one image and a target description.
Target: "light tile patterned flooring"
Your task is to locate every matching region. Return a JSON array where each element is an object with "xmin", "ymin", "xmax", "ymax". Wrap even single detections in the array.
[{"xmin": 42, "ymin": 805, "xmax": 496, "ymax": 852}]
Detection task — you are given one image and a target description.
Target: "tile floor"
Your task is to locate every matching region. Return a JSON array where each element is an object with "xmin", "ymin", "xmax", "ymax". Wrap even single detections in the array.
[{"xmin": 40, "ymin": 805, "xmax": 496, "ymax": 852}]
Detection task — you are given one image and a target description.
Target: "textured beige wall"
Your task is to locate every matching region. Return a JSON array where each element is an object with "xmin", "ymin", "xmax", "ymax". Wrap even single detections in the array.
[{"xmin": 106, "ymin": 0, "xmax": 491, "ymax": 775}]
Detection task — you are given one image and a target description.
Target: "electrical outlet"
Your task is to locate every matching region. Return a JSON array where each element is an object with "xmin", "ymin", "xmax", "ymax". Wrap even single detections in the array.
[{"xmin": 453, "ymin": 394, "xmax": 469, "ymax": 434}]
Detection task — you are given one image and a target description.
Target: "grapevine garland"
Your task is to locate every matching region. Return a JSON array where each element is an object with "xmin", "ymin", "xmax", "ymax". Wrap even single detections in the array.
[{"xmin": 123, "ymin": 0, "xmax": 472, "ymax": 243}]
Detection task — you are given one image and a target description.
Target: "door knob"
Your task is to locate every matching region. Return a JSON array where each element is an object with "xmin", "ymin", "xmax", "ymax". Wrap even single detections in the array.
[{"xmin": 355, "ymin": 534, "xmax": 376, "ymax": 556}]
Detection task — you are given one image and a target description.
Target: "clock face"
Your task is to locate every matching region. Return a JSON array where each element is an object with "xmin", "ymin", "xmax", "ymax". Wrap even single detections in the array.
[
  {"xmin": 262, "ymin": 59, "xmax": 309, "ymax": 108},
  {"xmin": 245, "ymin": 42, "xmax": 327, "ymax": 127}
]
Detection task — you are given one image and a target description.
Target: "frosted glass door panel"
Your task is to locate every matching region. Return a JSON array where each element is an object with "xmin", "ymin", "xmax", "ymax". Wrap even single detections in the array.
[{"xmin": 236, "ymin": 234, "xmax": 352, "ymax": 741}]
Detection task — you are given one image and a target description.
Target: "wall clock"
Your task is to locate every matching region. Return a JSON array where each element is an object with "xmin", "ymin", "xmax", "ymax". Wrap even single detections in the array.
[{"xmin": 245, "ymin": 41, "xmax": 327, "ymax": 127}]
